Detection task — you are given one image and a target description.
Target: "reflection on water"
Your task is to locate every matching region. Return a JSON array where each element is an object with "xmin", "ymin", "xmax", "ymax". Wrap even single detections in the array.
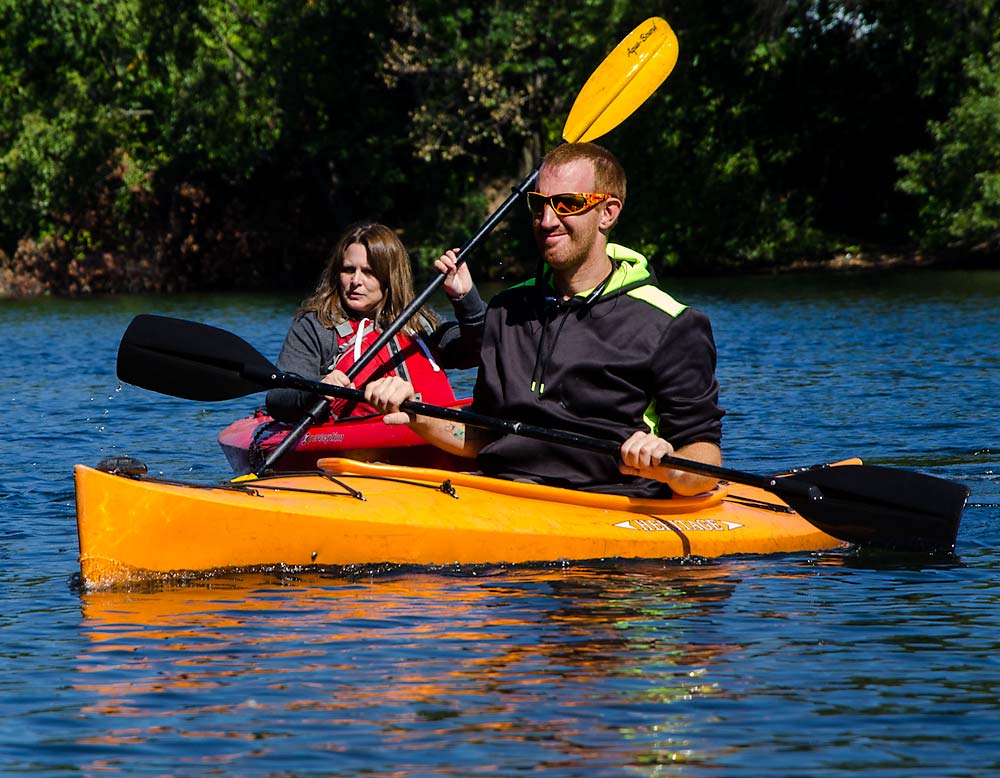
[
  {"xmin": 76, "ymin": 565, "xmax": 742, "ymax": 774},
  {"xmin": 67, "ymin": 550, "xmax": 1000, "ymax": 777}
]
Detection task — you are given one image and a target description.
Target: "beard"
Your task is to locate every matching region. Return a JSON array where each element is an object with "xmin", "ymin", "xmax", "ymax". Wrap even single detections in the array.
[{"xmin": 535, "ymin": 221, "xmax": 599, "ymax": 273}]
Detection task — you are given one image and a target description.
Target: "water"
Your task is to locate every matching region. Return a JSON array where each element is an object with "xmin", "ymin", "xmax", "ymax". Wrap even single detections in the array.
[{"xmin": 1, "ymin": 269, "xmax": 997, "ymax": 776}]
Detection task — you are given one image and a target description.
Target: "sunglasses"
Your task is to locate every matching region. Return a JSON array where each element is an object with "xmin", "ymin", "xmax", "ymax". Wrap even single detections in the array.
[{"xmin": 526, "ymin": 191, "xmax": 613, "ymax": 217}]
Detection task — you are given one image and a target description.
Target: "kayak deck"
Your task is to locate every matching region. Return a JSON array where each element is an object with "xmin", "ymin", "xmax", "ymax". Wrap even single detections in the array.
[{"xmin": 74, "ymin": 457, "xmax": 851, "ymax": 589}]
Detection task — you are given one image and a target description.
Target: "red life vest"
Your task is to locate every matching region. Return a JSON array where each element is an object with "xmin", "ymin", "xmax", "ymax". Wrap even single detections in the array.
[{"xmin": 327, "ymin": 318, "xmax": 457, "ymax": 419}]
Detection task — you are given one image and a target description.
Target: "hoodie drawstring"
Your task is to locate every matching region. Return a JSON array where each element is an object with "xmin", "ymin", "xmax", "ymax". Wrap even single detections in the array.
[{"xmin": 529, "ymin": 264, "xmax": 616, "ymax": 395}]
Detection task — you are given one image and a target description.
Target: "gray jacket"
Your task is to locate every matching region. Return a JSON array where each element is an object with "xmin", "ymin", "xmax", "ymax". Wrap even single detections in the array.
[{"xmin": 265, "ymin": 287, "xmax": 486, "ymax": 422}]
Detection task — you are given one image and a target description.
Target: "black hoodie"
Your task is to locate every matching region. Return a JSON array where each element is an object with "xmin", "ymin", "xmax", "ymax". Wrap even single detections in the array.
[{"xmin": 472, "ymin": 244, "xmax": 724, "ymax": 498}]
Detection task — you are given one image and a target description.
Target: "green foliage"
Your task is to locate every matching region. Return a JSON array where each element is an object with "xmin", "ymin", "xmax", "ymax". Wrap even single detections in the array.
[
  {"xmin": 897, "ymin": 43, "xmax": 1000, "ymax": 251},
  {"xmin": 0, "ymin": 0, "xmax": 283, "ymax": 240},
  {"xmin": 1, "ymin": 0, "xmax": 998, "ymax": 296},
  {"xmin": 601, "ymin": 0, "xmax": 1000, "ymax": 269},
  {"xmin": 376, "ymin": 0, "xmax": 639, "ymax": 256},
  {"xmin": 1, "ymin": 2, "xmax": 120, "ymax": 239}
]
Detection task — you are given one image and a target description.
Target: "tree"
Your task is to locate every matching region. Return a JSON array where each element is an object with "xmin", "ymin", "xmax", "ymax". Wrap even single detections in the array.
[
  {"xmin": 897, "ymin": 42, "xmax": 1000, "ymax": 252},
  {"xmin": 2, "ymin": 0, "xmax": 998, "ymax": 296}
]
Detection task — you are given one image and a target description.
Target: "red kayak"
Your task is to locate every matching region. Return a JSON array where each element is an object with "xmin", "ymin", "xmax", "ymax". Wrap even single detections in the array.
[{"xmin": 218, "ymin": 399, "xmax": 474, "ymax": 474}]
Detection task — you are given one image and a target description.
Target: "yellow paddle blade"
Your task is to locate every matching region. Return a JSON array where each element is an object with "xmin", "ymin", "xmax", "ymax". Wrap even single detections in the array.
[{"xmin": 563, "ymin": 17, "xmax": 679, "ymax": 143}]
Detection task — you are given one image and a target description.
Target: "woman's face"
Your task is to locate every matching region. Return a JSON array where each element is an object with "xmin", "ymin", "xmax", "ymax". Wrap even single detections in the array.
[{"xmin": 338, "ymin": 242, "xmax": 384, "ymax": 315}]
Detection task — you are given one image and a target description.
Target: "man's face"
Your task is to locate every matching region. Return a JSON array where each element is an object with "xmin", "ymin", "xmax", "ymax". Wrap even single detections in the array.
[{"xmin": 532, "ymin": 159, "xmax": 605, "ymax": 274}]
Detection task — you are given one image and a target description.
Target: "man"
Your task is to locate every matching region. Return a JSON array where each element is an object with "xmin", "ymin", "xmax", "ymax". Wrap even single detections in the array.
[{"xmin": 366, "ymin": 142, "xmax": 724, "ymax": 497}]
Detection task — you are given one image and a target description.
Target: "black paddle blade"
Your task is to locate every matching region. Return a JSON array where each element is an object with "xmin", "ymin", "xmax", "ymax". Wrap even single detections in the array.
[
  {"xmin": 117, "ymin": 314, "xmax": 276, "ymax": 401},
  {"xmin": 777, "ymin": 464, "xmax": 970, "ymax": 553}
]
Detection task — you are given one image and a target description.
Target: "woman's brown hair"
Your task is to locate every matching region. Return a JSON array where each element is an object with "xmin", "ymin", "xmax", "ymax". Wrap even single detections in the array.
[{"xmin": 299, "ymin": 222, "xmax": 439, "ymax": 334}]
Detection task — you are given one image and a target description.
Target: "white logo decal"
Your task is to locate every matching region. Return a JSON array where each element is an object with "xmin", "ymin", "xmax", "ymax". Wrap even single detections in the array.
[{"xmin": 615, "ymin": 518, "xmax": 743, "ymax": 532}]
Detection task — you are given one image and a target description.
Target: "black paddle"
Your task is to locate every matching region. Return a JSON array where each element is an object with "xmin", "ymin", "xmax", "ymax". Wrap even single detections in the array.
[
  {"xmin": 117, "ymin": 314, "xmax": 970, "ymax": 554},
  {"xmin": 259, "ymin": 17, "xmax": 680, "ymax": 473}
]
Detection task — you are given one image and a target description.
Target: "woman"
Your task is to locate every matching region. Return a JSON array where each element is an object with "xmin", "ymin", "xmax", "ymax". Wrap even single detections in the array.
[{"xmin": 265, "ymin": 221, "xmax": 485, "ymax": 423}]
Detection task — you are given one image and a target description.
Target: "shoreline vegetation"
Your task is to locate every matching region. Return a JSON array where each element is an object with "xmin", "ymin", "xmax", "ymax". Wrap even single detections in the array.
[
  {"xmin": 3, "ymin": 3, "xmax": 1000, "ymax": 298},
  {"xmin": 2, "ymin": 237, "xmax": 993, "ymax": 300}
]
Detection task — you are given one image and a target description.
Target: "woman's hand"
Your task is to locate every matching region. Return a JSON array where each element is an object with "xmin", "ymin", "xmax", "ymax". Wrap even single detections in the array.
[
  {"xmin": 321, "ymin": 369, "xmax": 353, "ymax": 388},
  {"xmin": 437, "ymin": 249, "xmax": 473, "ymax": 299}
]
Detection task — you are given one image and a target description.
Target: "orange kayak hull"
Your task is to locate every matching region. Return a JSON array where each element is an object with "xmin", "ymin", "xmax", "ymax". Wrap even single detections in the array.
[{"xmin": 74, "ymin": 457, "xmax": 849, "ymax": 589}]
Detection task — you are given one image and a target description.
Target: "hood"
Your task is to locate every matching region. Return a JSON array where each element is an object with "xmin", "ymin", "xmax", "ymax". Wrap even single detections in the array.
[{"xmin": 524, "ymin": 243, "xmax": 656, "ymax": 396}]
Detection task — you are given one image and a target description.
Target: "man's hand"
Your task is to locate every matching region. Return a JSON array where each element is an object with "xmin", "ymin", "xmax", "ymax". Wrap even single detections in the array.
[
  {"xmin": 620, "ymin": 432, "xmax": 722, "ymax": 496},
  {"xmin": 618, "ymin": 431, "xmax": 680, "ymax": 482},
  {"xmin": 364, "ymin": 376, "xmax": 418, "ymax": 425}
]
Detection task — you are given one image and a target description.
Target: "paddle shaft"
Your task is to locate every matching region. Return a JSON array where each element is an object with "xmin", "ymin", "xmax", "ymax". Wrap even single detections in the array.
[
  {"xmin": 117, "ymin": 314, "xmax": 970, "ymax": 552},
  {"xmin": 337, "ymin": 163, "xmax": 540, "ymax": 381},
  {"xmin": 261, "ymin": 18, "xmax": 680, "ymax": 472},
  {"xmin": 246, "ymin": 365, "xmax": 817, "ymax": 501},
  {"xmin": 331, "ymin": 15, "xmax": 678, "ymax": 388},
  {"xmin": 117, "ymin": 312, "xmax": 970, "ymax": 552},
  {"xmin": 258, "ymin": 164, "xmax": 541, "ymax": 471}
]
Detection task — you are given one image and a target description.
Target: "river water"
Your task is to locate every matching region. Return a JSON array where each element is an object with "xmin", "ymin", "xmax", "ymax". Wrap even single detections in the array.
[{"xmin": 1, "ymin": 269, "xmax": 997, "ymax": 776}]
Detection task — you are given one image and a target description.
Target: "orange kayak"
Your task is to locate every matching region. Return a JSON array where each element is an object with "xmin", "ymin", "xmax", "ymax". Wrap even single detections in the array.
[{"xmin": 74, "ymin": 457, "xmax": 851, "ymax": 589}]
